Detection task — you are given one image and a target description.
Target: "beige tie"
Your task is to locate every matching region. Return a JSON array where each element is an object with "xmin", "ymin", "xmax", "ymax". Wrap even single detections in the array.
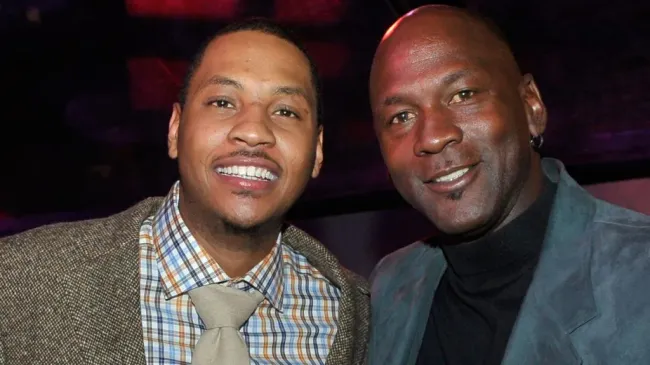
[{"xmin": 189, "ymin": 284, "xmax": 264, "ymax": 365}]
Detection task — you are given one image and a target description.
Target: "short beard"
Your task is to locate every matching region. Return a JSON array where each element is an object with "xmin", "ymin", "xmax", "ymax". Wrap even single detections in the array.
[
  {"xmin": 214, "ymin": 213, "xmax": 281, "ymax": 253},
  {"xmin": 221, "ymin": 217, "xmax": 265, "ymax": 238},
  {"xmin": 446, "ymin": 190, "xmax": 464, "ymax": 201},
  {"xmin": 178, "ymin": 182, "xmax": 281, "ymax": 251},
  {"xmin": 222, "ymin": 191, "xmax": 278, "ymax": 239}
]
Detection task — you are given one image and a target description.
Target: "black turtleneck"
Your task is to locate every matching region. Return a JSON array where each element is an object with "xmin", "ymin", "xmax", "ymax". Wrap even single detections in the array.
[{"xmin": 416, "ymin": 176, "xmax": 557, "ymax": 365}]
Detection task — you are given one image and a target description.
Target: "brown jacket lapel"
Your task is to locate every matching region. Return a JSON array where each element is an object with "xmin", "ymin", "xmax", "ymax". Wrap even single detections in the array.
[
  {"xmin": 65, "ymin": 198, "xmax": 160, "ymax": 364},
  {"xmin": 0, "ymin": 198, "xmax": 370, "ymax": 365},
  {"xmin": 0, "ymin": 198, "xmax": 159, "ymax": 364}
]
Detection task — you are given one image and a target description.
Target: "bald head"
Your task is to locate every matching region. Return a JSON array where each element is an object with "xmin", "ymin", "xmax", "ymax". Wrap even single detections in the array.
[
  {"xmin": 381, "ymin": 6, "xmax": 512, "ymax": 51},
  {"xmin": 370, "ymin": 5, "xmax": 521, "ymax": 99}
]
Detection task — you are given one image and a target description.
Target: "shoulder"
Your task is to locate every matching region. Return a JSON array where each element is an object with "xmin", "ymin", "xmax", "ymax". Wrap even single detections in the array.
[
  {"xmin": 342, "ymin": 267, "xmax": 370, "ymax": 296},
  {"xmin": 593, "ymin": 197, "xmax": 650, "ymax": 230},
  {"xmin": 590, "ymin": 198, "xmax": 650, "ymax": 261},
  {"xmin": 281, "ymin": 224, "xmax": 369, "ymax": 296},
  {"xmin": 370, "ymin": 241, "xmax": 437, "ymax": 288},
  {"xmin": 589, "ymin": 196, "xmax": 650, "ymax": 260},
  {"xmin": 0, "ymin": 197, "xmax": 163, "ymax": 272},
  {"xmin": 576, "ymin": 201, "xmax": 650, "ymax": 358},
  {"xmin": 281, "ymin": 223, "xmax": 370, "ymax": 357}
]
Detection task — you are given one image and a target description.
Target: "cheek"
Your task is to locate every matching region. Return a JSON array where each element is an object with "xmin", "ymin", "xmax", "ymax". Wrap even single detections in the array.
[
  {"xmin": 381, "ymin": 137, "xmax": 413, "ymax": 175},
  {"xmin": 276, "ymin": 130, "xmax": 317, "ymax": 181},
  {"xmin": 463, "ymin": 105, "xmax": 523, "ymax": 168},
  {"xmin": 466, "ymin": 118, "xmax": 527, "ymax": 209},
  {"xmin": 181, "ymin": 115, "xmax": 230, "ymax": 153},
  {"xmin": 486, "ymin": 101, "xmax": 529, "ymax": 146},
  {"xmin": 381, "ymin": 138, "xmax": 420, "ymax": 195},
  {"xmin": 178, "ymin": 119, "xmax": 230, "ymax": 185}
]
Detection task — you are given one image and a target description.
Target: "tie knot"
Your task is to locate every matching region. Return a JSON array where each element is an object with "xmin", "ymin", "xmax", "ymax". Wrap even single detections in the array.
[{"xmin": 189, "ymin": 284, "xmax": 264, "ymax": 329}]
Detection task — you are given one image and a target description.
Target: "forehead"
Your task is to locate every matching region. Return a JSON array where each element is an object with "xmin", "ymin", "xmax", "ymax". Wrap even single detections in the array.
[
  {"xmin": 194, "ymin": 31, "xmax": 313, "ymax": 89},
  {"xmin": 371, "ymin": 14, "xmax": 511, "ymax": 99}
]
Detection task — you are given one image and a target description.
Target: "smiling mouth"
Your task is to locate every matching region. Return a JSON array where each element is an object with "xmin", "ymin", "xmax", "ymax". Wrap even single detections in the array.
[
  {"xmin": 216, "ymin": 165, "xmax": 278, "ymax": 181},
  {"xmin": 424, "ymin": 162, "xmax": 481, "ymax": 194},
  {"xmin": 433, "ymin": 167, "xmax": 470, "ymax": 183}
]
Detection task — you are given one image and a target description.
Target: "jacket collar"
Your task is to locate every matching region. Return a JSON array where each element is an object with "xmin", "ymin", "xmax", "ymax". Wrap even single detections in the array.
[
  {"xmin": 65, "ymin": 198, "xmax": 159, "ymax": 364},
  {"xmin": 502, "ymin": 158, "xmax": 599, "ymax": 365}
]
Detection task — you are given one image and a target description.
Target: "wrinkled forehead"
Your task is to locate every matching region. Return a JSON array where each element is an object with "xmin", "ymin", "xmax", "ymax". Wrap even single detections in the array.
[
  {"xmin": 370, "ymin": 17, "xmax": 516, "ymax": 100},
  {"xmin": 371, "ymin": 35, "xmax": 481, "ymax": 98}
]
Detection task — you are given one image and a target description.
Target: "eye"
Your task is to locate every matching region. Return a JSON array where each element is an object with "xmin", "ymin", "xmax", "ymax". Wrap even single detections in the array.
[
  {"xmin": 389, "ymin": 111, "xmax": 416, "ymax": 125},
  {"xmin": 274, "ymin": 108, "xmax": 300, "ymax": 119},
  {"xmin": 449, "ymin": 90, "xmax": 476, "ymax": 104},
  {"xmin": 211, "ymin": 99, "xmax": 235, "ymax": 108}
]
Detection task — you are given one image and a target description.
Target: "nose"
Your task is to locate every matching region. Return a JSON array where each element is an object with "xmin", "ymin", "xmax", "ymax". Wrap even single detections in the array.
[
  {"xmin": 227, "ymin": 105, "xmax": 276, "ymax": 148},
  {"xmin": 413, "ymin": 110, "xmax": 463, "ymax": 156}
]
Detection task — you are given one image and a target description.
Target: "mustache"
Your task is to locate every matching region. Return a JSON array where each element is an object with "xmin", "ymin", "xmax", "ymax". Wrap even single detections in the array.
[{"xmin": 217, "ymin": 149, "xmax": 280, "ymax": 167}]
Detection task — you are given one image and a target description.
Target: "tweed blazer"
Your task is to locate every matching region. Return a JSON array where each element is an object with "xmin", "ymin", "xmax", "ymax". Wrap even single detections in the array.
[{"xmin": 0, "ymin": 198, "xmax": 370, "ymax": 365}]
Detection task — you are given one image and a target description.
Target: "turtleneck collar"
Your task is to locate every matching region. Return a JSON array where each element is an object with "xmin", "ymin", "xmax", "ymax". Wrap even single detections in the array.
[{"xmin": 441, "ymin": 176, "xmax": 558, "ymax": 281}]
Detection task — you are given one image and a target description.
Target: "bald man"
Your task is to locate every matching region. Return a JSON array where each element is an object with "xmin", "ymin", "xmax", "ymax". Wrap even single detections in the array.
[{"xmin": 368, "ymin": 5, "xmax": 650, "ymax": 365}]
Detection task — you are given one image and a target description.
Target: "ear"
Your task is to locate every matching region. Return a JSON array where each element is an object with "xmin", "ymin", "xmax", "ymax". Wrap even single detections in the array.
[
  {"xmin": 311, "ymin": 125, "xmax": 324, "ymax": 178},
  {"xmin": 168, "ymin": 103, "xmax": 182, "ymax": 159},
  {"xmin": 520, "ymin": 74, "xmax": 547, "ymax": 138}
]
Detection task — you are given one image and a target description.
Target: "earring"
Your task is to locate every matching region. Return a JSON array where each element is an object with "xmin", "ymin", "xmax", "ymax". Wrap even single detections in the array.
[{"xmin": 530, "ymin": 134, "xmax": 544, "ymax": 149}]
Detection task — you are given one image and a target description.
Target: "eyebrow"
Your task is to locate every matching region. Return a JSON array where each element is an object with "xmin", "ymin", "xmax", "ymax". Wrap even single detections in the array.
[
  {"xmin": 441, "ymin": 69, "xmax": 472, "ymax": 86},
  {"xmin": 198, "ymin": 76, "xmax": 313, "ymax": 106},
  {"xmin": 383, "ymin": 95, "xmax": 407, "ymax": 107},
  {"xmin": 200, "ymin": 75, "xmax": 244, "ymax": 90},
  {"xmin": 381, "ymin": 69, "xmax": 474, "ymax": 107},
  {"xmin": 273, "ymin": 86, "xmax": 312, "ymax": 105}
]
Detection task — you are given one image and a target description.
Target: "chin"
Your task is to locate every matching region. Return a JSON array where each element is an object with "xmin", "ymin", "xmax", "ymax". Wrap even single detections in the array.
[
  {"xmin": 222, "ymin": 210, "xmax": 267, "ymax": 227},
  {"xmin": 426, "ymin": 208, "xmax": 495, "ymax": 238},
  {"xmin": 218, "ymin": 214, "xmax": 267, "ymax": 234},
  {"xmin": 219, "ymin": 204, "xmax": 283, "ymax": 230}
]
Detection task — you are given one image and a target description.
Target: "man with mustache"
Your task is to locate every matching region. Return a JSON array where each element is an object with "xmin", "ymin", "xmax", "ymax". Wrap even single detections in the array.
[
  {"xmin": 368, "ymin": 5, "xmax": 650, "ymax": 365},
  {"xmin": 0, "ymin": 19, "xmax": 369, "ymax": 365}
]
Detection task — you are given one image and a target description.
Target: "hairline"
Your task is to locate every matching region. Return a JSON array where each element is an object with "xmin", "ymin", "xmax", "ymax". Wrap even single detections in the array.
[{"xmin": 178, "ymin": 20, "xmax": 323, "ymax": 125}]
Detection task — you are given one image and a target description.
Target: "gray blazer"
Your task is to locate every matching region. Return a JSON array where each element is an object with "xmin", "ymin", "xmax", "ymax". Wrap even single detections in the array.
[
  {"xmin": 0, "ymin": 198, "xmax": 370, "ymax": 365},
  {"xmin": 369, "ymin": 158, "xmax": 650, "ymax": 365}
]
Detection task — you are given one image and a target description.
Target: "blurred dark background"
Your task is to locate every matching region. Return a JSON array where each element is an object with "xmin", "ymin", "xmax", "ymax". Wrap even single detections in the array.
[{"xmin": 1, "ymin": 0, "xmax": 649, "ymax": 275}]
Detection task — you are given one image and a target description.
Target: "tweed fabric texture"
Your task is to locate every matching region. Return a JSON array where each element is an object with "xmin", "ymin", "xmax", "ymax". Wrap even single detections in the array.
[{"xmin": 0, "ymin": 198, "xmax": 370, "ymax": 365}]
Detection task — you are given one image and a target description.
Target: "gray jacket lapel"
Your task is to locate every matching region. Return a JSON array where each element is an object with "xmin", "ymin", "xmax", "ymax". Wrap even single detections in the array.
[
  {"xmin": 282, "ymin": 225, "xmax": 370, "ymax": 365},
  {"xmin": 503, "ymin": 159, "xmax": 599, "ymax": 365},
  {"xmin": 369, "ymin": 243, "xmax": 446, "ymax": 365}
]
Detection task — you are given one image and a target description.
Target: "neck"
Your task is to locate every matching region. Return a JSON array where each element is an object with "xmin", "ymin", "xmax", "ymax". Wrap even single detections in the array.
[
  {"xmin": 439, "ymin": 170, "xmax": 556, "ymax": 278},
  {"xmin": 178, "ymin": 194, "xmax": 282, "ymax": 278},
  {"xmin": 499, "ymin": 155, "xmax": 545, "ymax": 231}
]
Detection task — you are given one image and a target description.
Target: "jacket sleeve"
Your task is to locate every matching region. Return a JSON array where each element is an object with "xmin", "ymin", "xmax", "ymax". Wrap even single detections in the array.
[{"xmin": 0, "ymin": 339, "xmax": 5, "ymax": 365}]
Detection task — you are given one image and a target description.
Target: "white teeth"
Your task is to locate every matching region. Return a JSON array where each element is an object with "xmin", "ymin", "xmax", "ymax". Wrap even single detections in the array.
[
  {"xmin": 254, "ymin": 167, "xmax": 265, "ymax": 178},
  {"xmin": 216, "ymin": 165, "xmax": 277, "ymax": 181},
  {"xmin": 435, "ymin": 168, "xmax": 469, "ymax": 183}
]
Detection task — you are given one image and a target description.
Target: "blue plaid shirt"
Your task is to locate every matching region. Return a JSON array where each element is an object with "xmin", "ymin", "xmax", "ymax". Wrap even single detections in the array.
[{"xmin": 139, "ymin": 182, "xmax": 341, "ymax": 364}]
